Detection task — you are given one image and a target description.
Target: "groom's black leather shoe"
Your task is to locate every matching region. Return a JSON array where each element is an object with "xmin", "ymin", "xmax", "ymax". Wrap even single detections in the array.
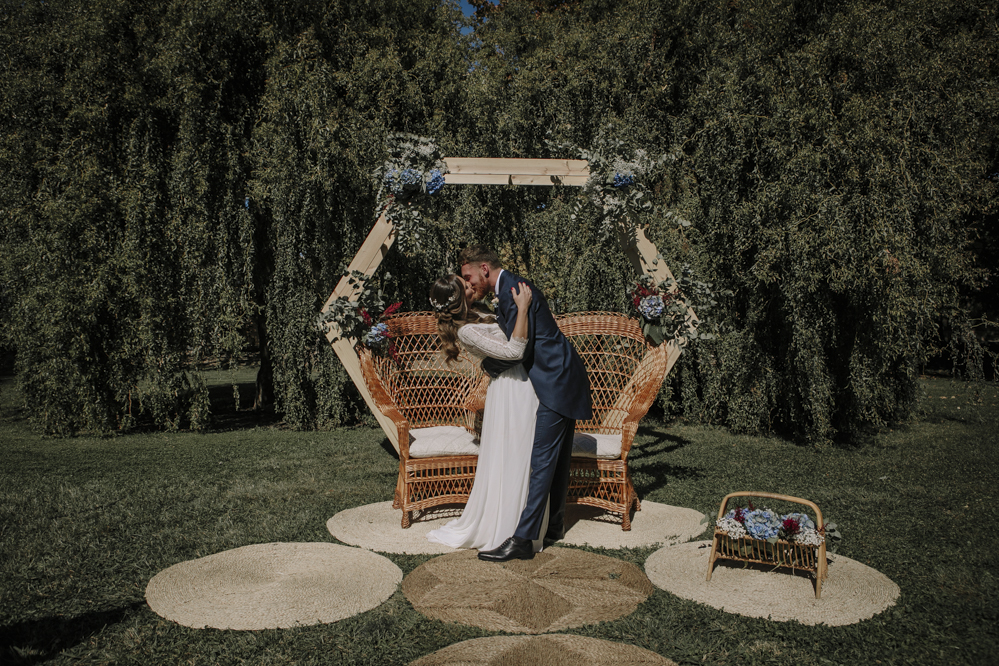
[{"xmin": 477, "ymin": 536, "xmax": 534, "ymax": 562}]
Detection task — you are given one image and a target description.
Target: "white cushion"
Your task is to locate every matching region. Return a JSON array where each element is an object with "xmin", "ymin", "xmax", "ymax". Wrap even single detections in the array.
[
  {"xmin": 572, "ymin": 432, "xmax": 623, "ymax": 459},
  {"xmin": 408, "ymin": 426, "xmax": 480, "ymax": 458}
]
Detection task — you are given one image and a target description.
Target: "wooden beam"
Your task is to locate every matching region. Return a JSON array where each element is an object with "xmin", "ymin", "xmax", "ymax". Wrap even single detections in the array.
[
  {"xmin": 617, "ymin": 224, "xmax": 677, "ymax": 288},
  {"xmin": 444, "ymin": 157, "xmax": 589, "ymax": 177},
  {"xmin": 321, "ymin": 211, "xmax": 396, "ymax": 322},
  {"xmin": 320, "ymin": 210, "xmax": 401, "ymax": 452},
  {"xmin": 444, "ymin": 173, "xmax": 589, "ymax": 187}
]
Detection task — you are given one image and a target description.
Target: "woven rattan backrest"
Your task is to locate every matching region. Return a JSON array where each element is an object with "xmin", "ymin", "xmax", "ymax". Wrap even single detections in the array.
[
  {"xmin": 363, "ymin": 312, "xmax": 486, "ymax": 432},
  {"xmin": 557, "ymin": 312, "xmax": 667, "ymax": 435}
]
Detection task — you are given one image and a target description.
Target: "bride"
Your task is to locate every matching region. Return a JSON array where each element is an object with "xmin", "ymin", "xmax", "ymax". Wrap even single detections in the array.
[{"xmin": 425, "ymin": 274, "xmax": 547, "ymax": 553}]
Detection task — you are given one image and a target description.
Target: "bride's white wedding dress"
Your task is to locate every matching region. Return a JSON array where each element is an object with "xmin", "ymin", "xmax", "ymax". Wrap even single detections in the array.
[{"xmin": 426, "ymin": 320, "xmax": 547, "ymax": 553}]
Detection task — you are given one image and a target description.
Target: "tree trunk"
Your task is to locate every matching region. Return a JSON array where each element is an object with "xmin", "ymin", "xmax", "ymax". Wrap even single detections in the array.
[{"xmin": 253, "ymin": 312, "xmax": 274, "ymax": 410}]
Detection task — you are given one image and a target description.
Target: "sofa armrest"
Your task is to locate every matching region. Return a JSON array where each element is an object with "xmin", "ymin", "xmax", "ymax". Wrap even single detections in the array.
[{"xmin": 359, "ymin": 348, "xmax": 414, "ymax": 458}]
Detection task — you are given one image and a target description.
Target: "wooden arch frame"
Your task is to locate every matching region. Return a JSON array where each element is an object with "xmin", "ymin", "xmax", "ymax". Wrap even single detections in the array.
[{"xmin": 320, "ymin": 158, "xmax": 688, "ymax": 453}]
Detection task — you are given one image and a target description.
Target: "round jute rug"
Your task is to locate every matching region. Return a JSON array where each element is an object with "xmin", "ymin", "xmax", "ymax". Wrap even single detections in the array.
[
  {"xmin": 402, "ymin": 547, "xmax": 655, "ymax": 634},
  {"xmin": 645, "ymin": 540, "xmax": 900, "ymax": 626},
  {"xmin": 145, "ymin": 542, "xmax": 402, "ymax": 630},
  {"xmin": 327, "ymin": 501, "xmax": 707, "ymax": 555},
  {"xmin": 560, "ymin": 503, "xmax": 707, "ymax": 549},
  {"xmin": 410, "ymin": 634, "xmax": 676, "ymax": 665}
]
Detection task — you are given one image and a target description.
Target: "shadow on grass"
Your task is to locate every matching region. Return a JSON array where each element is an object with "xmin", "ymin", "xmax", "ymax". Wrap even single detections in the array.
[
  {"xmin": 629, "ymin": 426, "xmax": 704, "ymax": 497},
  {"xmin": 707, "ymin": 557, "xmax": 830, "ymax": 596},
  {"xmin": 205, "ymin": 381, "xmax": 285, "ymax": 432},
  {"xmin": 0, "ymin": 601, "xmax": 144, "ymax": 665},
  {"xmin": 375, "ymin": 436, "xmax": 400, "ymax": 459}
]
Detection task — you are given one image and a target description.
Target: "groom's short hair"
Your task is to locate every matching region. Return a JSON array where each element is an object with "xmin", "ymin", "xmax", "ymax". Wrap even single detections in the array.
[{"xmin": 458, "ymin": 245, "xmax": 502, "ymax": 269}]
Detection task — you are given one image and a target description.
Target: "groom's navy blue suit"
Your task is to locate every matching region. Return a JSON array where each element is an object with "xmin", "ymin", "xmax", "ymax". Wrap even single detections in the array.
[{"xmin": 482, "ymin": 271, "xmax": 592, "ymax": 541}]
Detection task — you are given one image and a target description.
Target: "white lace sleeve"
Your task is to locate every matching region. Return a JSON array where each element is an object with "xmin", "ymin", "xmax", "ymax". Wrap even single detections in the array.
[{"xmin": 458, "ymin": 323, "xmax": 527, "ymax": 361}]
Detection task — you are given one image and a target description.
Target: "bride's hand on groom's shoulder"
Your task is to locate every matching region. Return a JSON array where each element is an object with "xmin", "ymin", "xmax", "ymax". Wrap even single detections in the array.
[{"xmin": 511, "ymin": 282, "xmax": 532, "ymax": 309}]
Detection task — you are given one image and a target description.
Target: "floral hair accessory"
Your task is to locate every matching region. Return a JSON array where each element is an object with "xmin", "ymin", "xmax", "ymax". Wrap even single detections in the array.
[{"xmin": 429, "ymin": 294, "xmax": 456, "ymax": 312}]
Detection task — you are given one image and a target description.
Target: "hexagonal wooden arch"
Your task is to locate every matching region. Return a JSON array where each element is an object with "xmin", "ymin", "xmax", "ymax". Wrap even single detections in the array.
[{"xmin": 320, "ymin": 158, "xmax": 690, "ymax": 453}]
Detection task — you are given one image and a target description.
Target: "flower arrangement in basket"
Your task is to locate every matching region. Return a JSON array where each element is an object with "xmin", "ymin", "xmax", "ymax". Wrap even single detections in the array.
[
  {"xmin": 717, "ymin": 502, "xmax": 829, "ymax": 550},
  {"xmin": 706, "ymin": 494, "xmax": 842, "ymax": 598}
]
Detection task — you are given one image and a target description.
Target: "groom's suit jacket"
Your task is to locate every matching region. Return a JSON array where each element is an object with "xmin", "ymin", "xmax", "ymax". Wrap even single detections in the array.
[{"xmin": 484, "ymin": 271, "xmax": 592, "ymax": 422}]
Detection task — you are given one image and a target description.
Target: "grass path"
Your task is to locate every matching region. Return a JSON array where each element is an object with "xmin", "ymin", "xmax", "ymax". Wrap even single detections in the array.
[{"xmin": 1, "ymin": 374, "xmax": 997, "ymax": 665}]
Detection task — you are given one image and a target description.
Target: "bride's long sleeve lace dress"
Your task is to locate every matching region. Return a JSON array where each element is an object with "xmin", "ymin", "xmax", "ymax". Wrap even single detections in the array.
[{"xmin": 426, "ymin": 320, "xmax": 547, "ymax": 552}]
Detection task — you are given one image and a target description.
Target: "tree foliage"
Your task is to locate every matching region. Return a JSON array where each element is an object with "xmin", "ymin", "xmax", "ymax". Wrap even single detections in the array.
[
  {"xmin": 0, "ymin": 0, "xmax": 469, "ymax": 434},
  {"xmin": 1, "ymin": 0, "xmax": 995, "ymax": 442},
  {"xmin": 456, "ymin": 0, "xmax": 998, "ymax": 441}
]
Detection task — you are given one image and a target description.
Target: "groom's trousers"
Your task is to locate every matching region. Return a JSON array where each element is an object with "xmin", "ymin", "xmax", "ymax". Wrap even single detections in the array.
[{"xmin": 513, "ymin": 403, "xmax": 576, "ymax": 541}]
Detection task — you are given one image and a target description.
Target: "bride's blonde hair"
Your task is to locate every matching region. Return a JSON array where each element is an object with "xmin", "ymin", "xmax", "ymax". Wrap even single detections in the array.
[{"xmin": 429, "ymin": 274, "xmax": 494, "ymax": 364}]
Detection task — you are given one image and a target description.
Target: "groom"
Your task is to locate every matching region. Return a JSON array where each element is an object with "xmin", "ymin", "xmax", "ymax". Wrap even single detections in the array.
[{"xmin": 459, "ymin": 245, "xmax": 592, "ymax": 561}]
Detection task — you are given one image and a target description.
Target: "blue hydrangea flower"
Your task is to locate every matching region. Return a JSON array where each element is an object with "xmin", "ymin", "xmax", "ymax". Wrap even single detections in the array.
[
  {"xmin": 384, "ymin": 169, "xmax": 400, "ymax": 191},
  {"xmin": 638, "ymin": 295, "xmax": 664, "ymax": 320},
  {"xmin": 781, "ymin": 512, "xmax": 816, "ymax": 531},
  {"xmin": 385, "ymin": 168, "xmax": 423, "ymax": 195},
  {"xmin": 742, "ymin": 509, "xmax": 781, "ymax": 540},
  {"xmin": 613, "ymin": 173, "xmax": 635, "ymax": 188},
  {"xmin": 426, "ymin": 169, "xmax": 446, "ymax": 195},
  {"xmin": 364, "ymin": 322, "xmax": 390, "ymax": 346}
]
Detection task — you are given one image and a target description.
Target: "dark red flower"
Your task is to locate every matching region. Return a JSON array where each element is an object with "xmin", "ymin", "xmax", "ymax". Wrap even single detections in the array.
[
  {"xmin": 388, "ymin": 341, "xmax": 402, "ymax": 366},
  {"xmin": 782, "ymin": 518, "xmax": 800, "ymax": 537},
  {"xmin": 360, "ymin": 308, "xmax": 373, "ymax": 326},
  {"xmin": 733, "ymin": 507, "xmax": 746, "ymax": 524},
  {"xmin": 383, "ymin": 301, "xmax": 402, "ymax": 318}
]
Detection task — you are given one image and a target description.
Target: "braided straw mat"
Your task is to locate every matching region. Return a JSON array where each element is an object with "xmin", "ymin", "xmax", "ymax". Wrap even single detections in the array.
[
  {"xmin": 145, "ymin": 542, "xmax": 401, "ymax": 630},
  {"xmin": 411, "ymin": 635, "xmax": 676, "ymax": 665},
  {"xmin": 645, "ymin": 541, "xmax": 900, "ymax": 626},
  {"xmin": 327, "ymin": 501, "xmax": 707, "ymax": 555},
  {"xmin": 403, "ymin": 547, "xmax": 654, "ymax": 634}
]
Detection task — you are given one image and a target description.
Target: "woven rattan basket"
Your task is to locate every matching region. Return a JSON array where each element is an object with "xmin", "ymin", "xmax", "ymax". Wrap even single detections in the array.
[{"xmin": 706, "ymin": 492, "xmax": 829, "ymax": 598}]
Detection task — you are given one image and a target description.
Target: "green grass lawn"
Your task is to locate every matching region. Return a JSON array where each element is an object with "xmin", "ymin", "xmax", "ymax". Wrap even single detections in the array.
[{"xmin": 1, "ymin": 372, "xmax": 997, "ymax": 665}]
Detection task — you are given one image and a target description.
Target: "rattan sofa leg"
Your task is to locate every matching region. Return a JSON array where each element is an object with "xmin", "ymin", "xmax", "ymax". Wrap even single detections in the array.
[
  {"xmin": 393, "ymin": 471, "xmax": 404, "ymax": 510},
  {"xmin": 705, "ymin": 535, "xmax": 720, "ymax": 581}
]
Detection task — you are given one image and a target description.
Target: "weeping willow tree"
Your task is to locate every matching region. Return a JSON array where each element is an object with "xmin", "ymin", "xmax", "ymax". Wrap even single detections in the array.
[
  {"xmin": 0, "ymin": 0, "xmax": 471, "ymax": 434},
  {"xmin": 458, "ymin": 0, "xmax": 998, "ymax": 442}
]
